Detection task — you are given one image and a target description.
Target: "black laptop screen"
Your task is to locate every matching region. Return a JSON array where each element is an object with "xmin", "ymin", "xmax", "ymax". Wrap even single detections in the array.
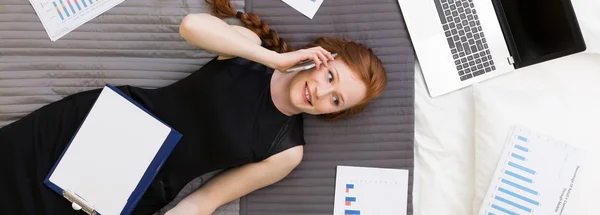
[{"xmin": 498, "ymin": 0, "xmax": 583, "ymax": 66}]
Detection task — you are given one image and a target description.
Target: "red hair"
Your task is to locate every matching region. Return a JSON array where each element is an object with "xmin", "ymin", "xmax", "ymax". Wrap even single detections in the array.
[{"xmin": 206, "ymin": 0, "xmax": 387, "ymax": 120}]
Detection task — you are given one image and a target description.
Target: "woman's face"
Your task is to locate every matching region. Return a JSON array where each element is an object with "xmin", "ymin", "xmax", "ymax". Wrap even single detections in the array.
[{"xmin": 288, "ymin": 60, "xmax": 367, "ymax": 115}]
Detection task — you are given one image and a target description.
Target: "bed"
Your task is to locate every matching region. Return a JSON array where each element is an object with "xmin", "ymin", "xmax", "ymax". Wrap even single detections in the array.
[
  {"xmin": 413, "ymin": 0, "xmax": 600, "ymax": 214},
  {"xmin": 6, "ymin": 0, "xmax": 597, "ymax": 213},
  {"xmin": 0, "ymin": 0, "xmax": 415, "ymax": 215}
]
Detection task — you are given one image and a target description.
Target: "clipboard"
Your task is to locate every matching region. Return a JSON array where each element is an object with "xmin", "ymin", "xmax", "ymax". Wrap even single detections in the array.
[{"xmin": 43, "ymin": 84, "xmax": 182, "ymax": 215}]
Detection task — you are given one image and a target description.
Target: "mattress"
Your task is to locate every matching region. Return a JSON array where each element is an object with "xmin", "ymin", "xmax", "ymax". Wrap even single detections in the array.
[
  {"xmin": 0, "ymin": 0, "xmax": 415, "ymax": 214},
  {"xmin": 0, "ymin": 0, "xmax": 245, "ymax": 127},
  {"xmin": 240, "ymin": 0, "xmax": 415, "ymax": 215}
]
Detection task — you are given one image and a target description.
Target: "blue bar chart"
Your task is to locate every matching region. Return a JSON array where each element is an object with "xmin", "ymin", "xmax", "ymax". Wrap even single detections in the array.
[
  {"xmin": 334, "ymin": 166, "xmax": 409, "ymax": 215},
  {"xmin": 346, "ymin": 184, "xmax": 354, "ymax": 193},
  {"xmin": 51, "ymin": 0, "xmax": 93, "ymax": 18},
  {"xmin": 59, "ymin": 0, "xmax": 70, "ymax": 17},
  {"xmin": 478, "ymin": 127, "xmax": 584, "ymax": 215},
  {"xmin": 51, "ymin": 2, "xmax": 65, "ymax": 20},
  {"xmin": 30, "ymin": 0, "xmax": 124, "ymax": 41}
]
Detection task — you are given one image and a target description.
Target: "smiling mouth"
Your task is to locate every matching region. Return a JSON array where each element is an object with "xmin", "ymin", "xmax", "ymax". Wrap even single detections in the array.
[{"xmin": 304, "ymin": 82, "xmax": 312, "ymax": 106}]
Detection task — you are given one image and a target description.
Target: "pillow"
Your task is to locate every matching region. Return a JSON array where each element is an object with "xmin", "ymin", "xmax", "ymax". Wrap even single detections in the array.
[{"xmin": 472, "ymin": 53, "xmax": 600, "ymax": 215}]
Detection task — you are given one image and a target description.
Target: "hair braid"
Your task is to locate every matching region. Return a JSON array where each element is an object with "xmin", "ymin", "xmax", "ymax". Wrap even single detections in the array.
[{"xmin": 205, "ymin": 0, "xmax": 292, "ymax": 53}]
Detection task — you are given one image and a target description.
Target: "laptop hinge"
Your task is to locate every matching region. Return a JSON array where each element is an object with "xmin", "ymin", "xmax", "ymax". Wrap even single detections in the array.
[{"xmin": 507, "ymin": 56, "xmax": 515, "ymax": 65}]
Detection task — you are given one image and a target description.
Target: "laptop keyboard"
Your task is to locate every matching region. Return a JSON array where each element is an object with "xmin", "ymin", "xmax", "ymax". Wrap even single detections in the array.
[{"xmin": 433, "ymin": 0, "xmax": 496, "ymax": 81}]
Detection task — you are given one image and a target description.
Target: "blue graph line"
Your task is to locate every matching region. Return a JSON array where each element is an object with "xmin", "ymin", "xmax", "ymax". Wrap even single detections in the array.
[
  {"xmin": 488, "ymin": 213, "xmax": 496, "ymax": 215},
  {"xmin": 81, "ymin": 0, "xmax": 87, "ymax": 7},
  {"xmin": 501, "ymin": 179, "xmax": 538, "ymax": 195},
  {"xmin": 518, "ymin": 136, "xmax": 528, "ymax": 142},
  {"xmin": 346, "ymin": 184, "xmax": 354, "ymax": 189},
  {"xmin": 511, "ymin": 153, "xmax": 526, "ymax": 161},
  {"xmin": 345, "ymin": 197, "xmax": 356, "ymax": 202},
  {"xmin": 498, "ymin": 187, "xmax": 540, "ymax": 206},
  {"xmin": 310, "ymin": 0, "xmax": 316, "ymax": 2},
  {"xmin": 495, "ymin": 195, "xmax": 532, "ymax": 212},
  {"xmin": 508, "ymin": 161, "xmax": 536, "ymax": 175},
  {"xmin": 505, "ymin": 170, "xmax": 533, "ymax": 183},
  {"xmin": 491, "ymin": 204, "xmax": 518, "ymax": 215},
  {"xmin": 514, "ymin": 144, "xmax": 529, "ymax": 152}
]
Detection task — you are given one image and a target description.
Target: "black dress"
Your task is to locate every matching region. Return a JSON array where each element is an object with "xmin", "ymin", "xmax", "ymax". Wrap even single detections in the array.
[{"xmin": 0, "ymin": 57, "xmax": 305, "ymax": 215}]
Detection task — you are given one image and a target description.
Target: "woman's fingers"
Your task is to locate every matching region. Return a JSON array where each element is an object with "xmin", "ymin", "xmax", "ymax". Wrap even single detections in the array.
[
  {"xmin": 316, "ymin": 51, "xmax": 329, "ymax": 67},
  {"xmin": 313, "ymin": 46, "xmax": 334, "ymax": 61},
  {"xmin": 307, "ymin": 46, "xmax": 333, "ymax": 69},
  {"xmin": 290, "ymin": 47, "xmax": 333, "ymax": 71},
  {"xmin": 311, "ymin": 53, "xmax": 322, "ymax": 70}
]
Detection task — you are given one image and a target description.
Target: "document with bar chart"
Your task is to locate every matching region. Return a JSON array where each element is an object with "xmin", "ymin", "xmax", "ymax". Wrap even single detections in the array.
[
  {"xmin": 29, "ymin": 0, "xmax": 125, "ymax": 41},
  {"xmin": 478, "ymin": 126, "xmax": 585, "ymax": 215},
  {"xmin": 333, "ymin": 166, "xmax": 409, "ymax": 215}
]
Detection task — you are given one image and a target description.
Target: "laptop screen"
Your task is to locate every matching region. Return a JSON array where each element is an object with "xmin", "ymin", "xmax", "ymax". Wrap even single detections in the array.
[{"xmin": 498, "ymin": 0, "xmax": 584, "ymax": 67}]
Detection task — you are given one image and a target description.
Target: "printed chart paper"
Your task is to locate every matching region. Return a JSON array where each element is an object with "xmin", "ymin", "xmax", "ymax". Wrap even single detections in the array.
[
  {"xmin": 29, "ymin": 0, "xmax": 125, "ymax": 41},
  {"xmin": 478, "ymin": 126, "xmax": 585, "ymax": 215},
  {"xmin": 333, "ymin": 166, "xmax": 409, "ymax": 215}
]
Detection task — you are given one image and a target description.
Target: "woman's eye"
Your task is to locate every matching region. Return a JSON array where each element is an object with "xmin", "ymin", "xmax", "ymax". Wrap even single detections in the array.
[
  {"xmin": 328, "ymin": 71, "xmax": 334, "ymax": 83},
  {"xmin": 333, "ymin": 96, "xmax": 339, "ymax": 106}
]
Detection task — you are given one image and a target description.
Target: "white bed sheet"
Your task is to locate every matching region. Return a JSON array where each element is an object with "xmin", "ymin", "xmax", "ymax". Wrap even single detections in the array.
[{"xmin": 413, "ymin": 0, "xmax": 600, "ymax": 214}]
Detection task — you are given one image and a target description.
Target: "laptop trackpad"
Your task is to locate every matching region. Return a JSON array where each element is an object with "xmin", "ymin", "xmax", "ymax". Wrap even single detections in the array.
[
  {"xmin": 401, "ymin": 1, "xmax": 443, "ymax": 39},
  {"xmin": 419, "ymin": 4, "xmax": 445, "ymax": 38}
]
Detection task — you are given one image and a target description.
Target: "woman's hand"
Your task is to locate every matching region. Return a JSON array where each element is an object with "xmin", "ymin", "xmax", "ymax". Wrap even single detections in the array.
[{"xmin": 271, "ymin": 46, "xmax": 336, "ymax": 72}]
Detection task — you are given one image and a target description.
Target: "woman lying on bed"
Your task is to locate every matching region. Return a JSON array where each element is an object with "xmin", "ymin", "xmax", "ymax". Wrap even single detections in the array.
[{"xmin": 0, "ymin": 0, "xmax": 387, "ymax": 214}]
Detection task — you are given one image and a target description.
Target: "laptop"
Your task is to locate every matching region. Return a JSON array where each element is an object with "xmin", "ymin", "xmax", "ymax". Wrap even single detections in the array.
[{"xmin": 398, "ymin": 0, "xmax": 586, "ymax": 97}]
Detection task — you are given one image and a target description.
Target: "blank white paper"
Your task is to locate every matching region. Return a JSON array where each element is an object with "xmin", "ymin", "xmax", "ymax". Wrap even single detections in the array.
[
  {"xmin": 49, "ymin": 86, "xmax": 172, "ymax": 215},
  {"xmin": 333, "ymin": 166, "xmax": 409, "ymax": 215},
  {"xmin": 281, "ymin": 0, "xmax": 324, "ymax": 19}
]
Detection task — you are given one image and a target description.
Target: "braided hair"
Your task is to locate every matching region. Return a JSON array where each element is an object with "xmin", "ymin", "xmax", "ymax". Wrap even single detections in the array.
[{"xmin": 205, "ymin": 0, "xmax": 291, "ymax": 53}]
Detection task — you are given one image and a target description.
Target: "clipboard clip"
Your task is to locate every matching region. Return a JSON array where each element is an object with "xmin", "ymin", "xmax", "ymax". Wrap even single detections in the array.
[{"xmin": 63, "ymin": 189, "xmax": 97, "ymax": 215}]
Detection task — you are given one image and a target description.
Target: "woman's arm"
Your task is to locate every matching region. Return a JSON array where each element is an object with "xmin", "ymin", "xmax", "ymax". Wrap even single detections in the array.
[
  {"xmin": 166, "ymin": 146, "xmax": 304, "ymax": 215},
  {"xmin": 179, "ymin": 13, "xmax": 278, "ymax": 68},
  {"xmin": 179, "ymin": 13, "xmax": 334, "ymax": 71},
  {"xmin": 217, "ymin": 25, "xmax": 262, "ymax": 60}
]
